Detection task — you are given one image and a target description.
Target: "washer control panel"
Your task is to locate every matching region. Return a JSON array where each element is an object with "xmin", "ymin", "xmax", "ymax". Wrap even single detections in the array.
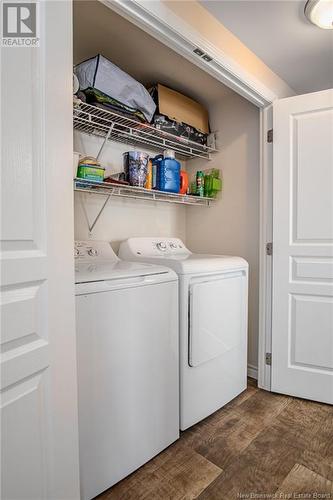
[{"xmin": 75, "ymin": 240, "xmax": 119, "ymax": 261}]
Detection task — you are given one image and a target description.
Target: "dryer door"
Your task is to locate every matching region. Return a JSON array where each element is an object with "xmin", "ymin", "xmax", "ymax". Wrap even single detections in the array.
[{"xmin": 189, "ymin": 271, "xmax": 247, "ymax": 367}]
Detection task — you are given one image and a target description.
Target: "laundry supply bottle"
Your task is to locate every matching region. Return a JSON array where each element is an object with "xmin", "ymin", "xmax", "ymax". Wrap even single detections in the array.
[
  {"xmin": 196, "ymin": 170, "xmax": 205, "ymax": 197},
  {"xmin": 152, "ymin": 150, "xmax": 180, "ymax": 193},
  {"xmin": 144, "ymin": 159, "xmax": 153, "ymax": 189},
  {"xmin": 204, "ymin": 168, "xmax": 222, "ymax": 198},
  {"xmin": 179, "ymin": 170, "xmax": 189, "ymax": 194}
]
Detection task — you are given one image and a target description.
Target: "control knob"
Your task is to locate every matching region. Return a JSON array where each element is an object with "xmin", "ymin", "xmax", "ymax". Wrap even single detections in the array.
[
  {"xmin": 88, "ymin": 248, "xmax": 98, "ymax": 256},
  {"xmin": 156, "ymin": 242, "xmax": 167, "ymax": 251}
]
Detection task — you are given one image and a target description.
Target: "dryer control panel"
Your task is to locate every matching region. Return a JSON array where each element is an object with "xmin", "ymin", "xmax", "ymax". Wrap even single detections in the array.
[{"xmin": 119, "ymin": 237, "xmax": 191, "ymax": 258}]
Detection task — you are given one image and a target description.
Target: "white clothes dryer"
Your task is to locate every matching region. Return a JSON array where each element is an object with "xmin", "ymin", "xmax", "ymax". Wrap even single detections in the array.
[{"xmin": 119, "ymin": 237, "xmax": 248, "ymax": 430}]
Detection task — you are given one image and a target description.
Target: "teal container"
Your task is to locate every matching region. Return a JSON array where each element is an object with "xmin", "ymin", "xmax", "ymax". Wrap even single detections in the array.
[{"xmin": 77, "ymin": 164, "xmax": 105, "ymax": 182}]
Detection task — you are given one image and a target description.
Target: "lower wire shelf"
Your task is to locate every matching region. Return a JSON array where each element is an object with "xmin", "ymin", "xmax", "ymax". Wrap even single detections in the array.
[
  {"xmin": 74, "ymin": 178, "xmax": 215, "ymax": 232},
  {"xmin": 74, "ymin": 178, "xmax": 214, "ymax": 206}
]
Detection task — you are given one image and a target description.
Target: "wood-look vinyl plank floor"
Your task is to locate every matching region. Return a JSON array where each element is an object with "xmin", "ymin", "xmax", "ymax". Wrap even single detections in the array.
[
  {"xmin": 101, "ymin": 441, "xmax": 221, "ymax": 500},
  {"xmin": 97, "ymin": 380, "xmax": 333, "ymax": 500},
  {"xmin": 194, "ymin": 391, "xmax": 291, "ymax": 470},
  {"xmin": 299, "ymin": 450, "xmax": 333, "ymax": 482},
  {"xmin": 276, "ymin": 463, "xmax": 333, "ymax": 496}
]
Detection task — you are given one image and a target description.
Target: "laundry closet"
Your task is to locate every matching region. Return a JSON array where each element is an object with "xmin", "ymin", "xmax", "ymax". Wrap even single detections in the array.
[
  {"xmin": 3, "ymin": 0, "xmax": 333, "ymax": 498},
  {"xmin": 73, "ymin": 0, "xmax": 260, "ymax": 374}
]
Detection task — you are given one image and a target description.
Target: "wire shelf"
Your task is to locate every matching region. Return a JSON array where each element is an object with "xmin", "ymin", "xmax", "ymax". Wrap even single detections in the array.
[
  {"xmin": 75, "ymin": 178, "xmax": 214, "ymax": 232},
  {"xmin": 73, "ymin": 102, "xmax": 217, "ymax": 160},
  {"xmin": 74, "ymin": 178, "xmax": 214, "ymax": 207}
]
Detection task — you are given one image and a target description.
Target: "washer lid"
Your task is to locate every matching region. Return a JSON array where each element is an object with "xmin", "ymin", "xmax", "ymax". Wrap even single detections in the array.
[{"xmin": 75, "ymin": 260, "xmax": 174, "ymax": 284}]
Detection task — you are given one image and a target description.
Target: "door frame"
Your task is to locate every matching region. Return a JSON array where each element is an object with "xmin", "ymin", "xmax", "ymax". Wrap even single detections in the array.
[
  {"xmin": 99, "ymin": 0, "xmax": 288, "ymax": 390},
  {"xmin": 258, "ymin": 106, "xmax": 274, "ymax": 390}
]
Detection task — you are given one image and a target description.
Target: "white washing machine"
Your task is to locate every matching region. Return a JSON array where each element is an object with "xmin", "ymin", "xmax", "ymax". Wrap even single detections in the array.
[
  {"xmin": 119, "ymin": 237, "xmax": 249, "ymax": 430},
  {"xmin": 75, "ymin": 240, "xmax": 179, "ymax": 500}
]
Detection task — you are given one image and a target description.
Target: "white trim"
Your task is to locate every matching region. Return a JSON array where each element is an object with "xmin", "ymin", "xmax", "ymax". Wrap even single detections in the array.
[
  {"xmin": 102, "ymin": 0, "xmax": 278, "ymax": 108},
  {"xmin": 247, "ymin": 364, "xmax": 258, "ymax": 380},
  {"xmin": 258, "ymin": 106, "xmax": 273, "ymax": 391}
]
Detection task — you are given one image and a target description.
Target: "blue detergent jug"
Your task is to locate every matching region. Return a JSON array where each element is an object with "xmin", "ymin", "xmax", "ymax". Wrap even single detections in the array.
[{"xmin": 153, "ymin": 150, "xmax": 180, "ymax": 193}]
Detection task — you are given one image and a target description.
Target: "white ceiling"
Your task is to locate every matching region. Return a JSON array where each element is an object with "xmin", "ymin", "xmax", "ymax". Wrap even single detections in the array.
[{"xmin": 200, "ymin": 0, "xmax": 333, "ymax": 94}]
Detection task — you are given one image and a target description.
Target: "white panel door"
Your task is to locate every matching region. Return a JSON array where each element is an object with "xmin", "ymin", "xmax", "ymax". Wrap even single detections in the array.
[
  {"xmin": 1, "ymin": 2, "xmax": 80, "ymax": 499},
  {"xmin": 272, "ymin": 89, "xmax": 333, "ymax": 404}
]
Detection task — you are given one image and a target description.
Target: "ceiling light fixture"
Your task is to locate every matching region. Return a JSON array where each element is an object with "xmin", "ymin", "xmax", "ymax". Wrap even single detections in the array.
[{"xmin": 304, "ymin": 0, "xmax": 333, "ymax": 29}]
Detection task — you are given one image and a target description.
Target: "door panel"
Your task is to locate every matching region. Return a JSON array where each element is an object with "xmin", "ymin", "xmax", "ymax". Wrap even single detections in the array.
[
  {"xmin": 290, "ymin": 294, "xmax": 333, "ymax": 370},
  {"xmin": 2, "ymin": 374, "xmax": 47, "ymax": 500},
  {"xmin": 1, "ymin": 2, "xmax": 80, "ymax": 498},
  {"xmin": 272, "ymin": 89, "xmax": 333, "ymax": 404},
  {"xmin": 292, "ymin": 109, "xmax": 333, "ymax": 242},
  {"xmin": 189, "ymin": 272, "xmax": 246, "ymax": 367},
  {"xmin": 291, "ymin": 256, "xmax": 333, "ymax": 282}
]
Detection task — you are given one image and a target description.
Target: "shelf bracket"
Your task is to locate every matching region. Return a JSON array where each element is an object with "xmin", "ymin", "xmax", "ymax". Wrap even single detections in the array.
[
  {"xmin": 79, "ymin": 192, "xmax": 111, "ymax": 234},
  {"xmin": 96, "ymin": 123, "xmax": 114, "ymax": 161}
]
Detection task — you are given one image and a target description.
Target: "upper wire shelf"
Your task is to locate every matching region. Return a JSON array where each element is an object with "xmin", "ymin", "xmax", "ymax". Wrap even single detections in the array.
[{"xmin": 73, "ymin": 102, "xmax": 218, "ymax": 160}]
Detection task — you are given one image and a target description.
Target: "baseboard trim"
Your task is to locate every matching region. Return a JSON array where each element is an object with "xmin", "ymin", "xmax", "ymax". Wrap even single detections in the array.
[{"xmin": 247, "ymin": 364, "xmax": 258, "ymax": 380}]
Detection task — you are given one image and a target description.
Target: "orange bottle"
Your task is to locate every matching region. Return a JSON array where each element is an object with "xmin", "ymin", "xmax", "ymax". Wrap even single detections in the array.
[
  {"xmin": 179, "ymin": 170, "xmax": 189, "ymax": 194},
  {"xmin": 144, "ymin": 159, "xmax": 153, "ymax": 189}
]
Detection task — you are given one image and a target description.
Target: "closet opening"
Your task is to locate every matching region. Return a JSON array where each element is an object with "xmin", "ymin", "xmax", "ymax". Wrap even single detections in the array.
[{"xmin": 73, "ymin": 0, "xmax": 260, "ymax": 387}]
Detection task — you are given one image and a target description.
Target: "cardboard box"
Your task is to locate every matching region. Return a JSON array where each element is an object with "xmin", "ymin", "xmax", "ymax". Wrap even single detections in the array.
[{"xmin": 152, "ymin": 84, "xmax": 209, "ymax": 134}]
